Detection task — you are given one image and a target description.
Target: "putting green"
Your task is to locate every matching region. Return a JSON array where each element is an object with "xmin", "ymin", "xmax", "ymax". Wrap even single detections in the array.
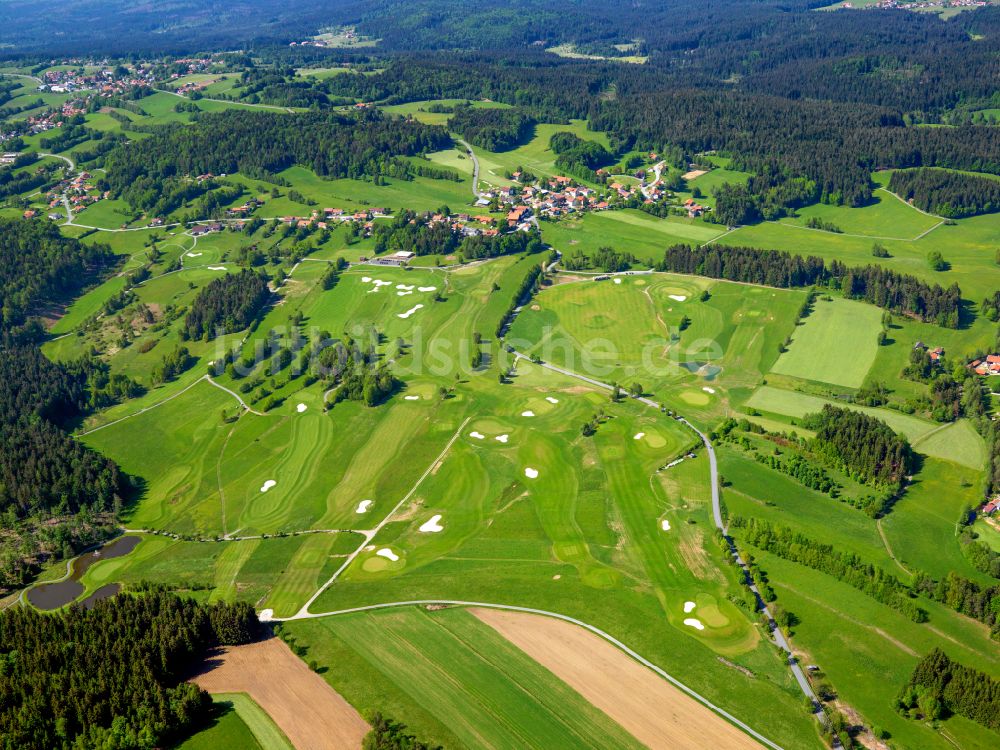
[{"xmin": 679, "ymin": 390, "xmax": 711, "ymax": 406}]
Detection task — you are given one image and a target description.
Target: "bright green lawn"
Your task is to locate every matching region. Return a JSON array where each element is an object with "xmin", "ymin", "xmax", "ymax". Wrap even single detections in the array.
[
  {"xmin": 770, "ymin": 297, "xmax": 883, "ymax": 388},
  {"xmin": 289, "ymin": 606, "xmax": 643, "ymax": 750}
]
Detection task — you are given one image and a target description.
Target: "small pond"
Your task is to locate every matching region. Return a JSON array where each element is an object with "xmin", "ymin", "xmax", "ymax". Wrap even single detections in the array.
[{"xmin": 26, "ymin": 536, "xmax": 140, "ymax": 610}]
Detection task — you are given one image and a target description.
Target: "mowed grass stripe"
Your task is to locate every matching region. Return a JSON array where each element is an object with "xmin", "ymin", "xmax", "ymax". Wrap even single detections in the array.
[
  {"xmin": 263, "ymin": 534, "xmax": 340, "ymax": 617},
  {"xmin": 770, "ymin": 297, "xmax": 882, "ymax": 388},
  {"xmin": 209, "ymin": 539, "xmax": 260, "ymax": 603},
  {"xmin": 213, "ymin": 692, "xmax": 295, "ymax": 750},
  {"xmin": 325, "ymin": 608, "xmax": 642, "ymax": 749}
]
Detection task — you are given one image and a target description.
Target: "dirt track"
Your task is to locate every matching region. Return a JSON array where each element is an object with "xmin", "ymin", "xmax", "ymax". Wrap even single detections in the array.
[
  {"xmin": 192, "ymin": 637, "xmax": 369, "ymax": 749},
  {"xmin": 471, "ymin": 607, "xmax": 762, "ymax": 750}
]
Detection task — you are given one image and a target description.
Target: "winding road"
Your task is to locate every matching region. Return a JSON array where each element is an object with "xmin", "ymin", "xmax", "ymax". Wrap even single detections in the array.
[
  {"xmin": 456, "ymin": 138, "xmax": 484, "ymax": 199},
  {"xmin": 508, "ymin": 351, "xmax": 820, "ymax": 706}
]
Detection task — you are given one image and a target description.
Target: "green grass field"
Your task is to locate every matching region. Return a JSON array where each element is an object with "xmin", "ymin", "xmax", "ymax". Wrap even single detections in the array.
[
  {"xmin": 172, "ymin": 693, "xmax": 293, "ymax": 750},
  {"xmin": 770, "ymin": 297, "xmax": 883, "ymax": 388},
  {"xmin": 288, "ymin": 606, "xmax": 644, "ymax": 749}
]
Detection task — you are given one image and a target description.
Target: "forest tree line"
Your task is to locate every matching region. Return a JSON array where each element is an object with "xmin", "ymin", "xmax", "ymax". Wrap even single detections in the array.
[
  {"xmin": 656, "ymin": 243, "xmax": 962, "ymax": 327},
  {"xmin": 448, "ymin": 105, "xmax": 535, "ymax": 151},
  {"xmin": 888, "ymin": 168, "xmax": 1000, "ymax": 218},
  {"xmin": 0, "ymin": 592, "xmax": 258, "ymax": 750},
  {"xmin": 183, "ymin": 269, "xmax": 271, "ymax": 342},
  {"xmin": 898, "ymin": 648, "xmax": 1000, "ymax": 732}
]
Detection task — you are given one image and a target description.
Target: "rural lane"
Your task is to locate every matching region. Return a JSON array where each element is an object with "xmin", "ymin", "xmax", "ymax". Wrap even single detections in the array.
[
  {"xmin": 456, "ymin": 138, "xmax": 484, "ymax": 199},
  {"xmin": 510, "ymin": 351, "xmax": 820, "ymax": 705}
]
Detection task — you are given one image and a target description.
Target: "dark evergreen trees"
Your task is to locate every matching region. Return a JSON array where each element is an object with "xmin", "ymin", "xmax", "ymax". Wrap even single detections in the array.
[
  {"xmin": 448, "ymin": 105, "xmax": 535, "ymax": 151},
  {"xmin": 0, "ymin": 593, "xmax": 258, "ymax": 750},
  {"xmin": 900, "ymin": 649, "xmax": 1000, "ymax": 732},
  {"xmin": 183, "ymin": 270, "xmax": 270, "ymax": 341},
  {"xmin": 888, "ymin": 168, "xmax": 1000, "ymax": 218}
]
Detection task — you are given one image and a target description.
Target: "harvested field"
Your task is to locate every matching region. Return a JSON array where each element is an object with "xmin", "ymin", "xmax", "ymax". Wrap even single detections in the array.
[
  {"xmin": 471, "ymin": 607, "xmax": 764, "ymax": 750},
  {"xmin": 192, "ymin": 637, "xmax": 369, "ymax": 750}
]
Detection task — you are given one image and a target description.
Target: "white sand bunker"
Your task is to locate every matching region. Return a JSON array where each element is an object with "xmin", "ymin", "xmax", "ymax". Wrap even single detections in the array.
[
  {"xmin": 361, "ymin": 276, "xmax": 372, "ymax": 283},
  {"xmin": 258, "ymin": 609, "xmax": 274, "ymax": 622},
  {"xmin": 376, "ymin": 548, "xmax": 399, "ymax": 562},
  {"xmin": 634, "ymin": 432, "xmax": 645, "ymax": 440},
  {"xmin": 260, "ymin": 480, "xmax": 276, "ymax": 493},
  {"xmin": 684, "ymin": 618, "xmax": 705, "ymax": 631},
  {"xmin": 398, "ymin": 304, "xmax": 424, "ymax": 319},
  {"xmin": 613, "ymin": 278, "xmax": 622, "ymax": 285},
  {"xmin": 356, "ymin": 500, "xmax": 372, "ymax": 514},
  {"xmin": 525, "ymin": 467, "xmax": 539, "ymax": 479},
  {"xmin": 545, "ymin": 396, "xmax": 559, "ymax": 404},
  {"xmin": 661, "ymin": 519, "xmax": 671, "ymax": 531},
  {"xmin": 669, "ymin": 294, "xmax": 687, "ymax": 302},
  {"xmin": 553, "ymin": 574, "xmax": 562, "ymax": 580},
  {"xmin": 495, "ymin": 434, "xmax": 509, "ymax": 444},
  {"xmin": 397, "ymin": 290, "xmax": 412, "ymax": 296},
  {"xmin": 186, "ymin": 252, "xmax": 202, "ymax": 257},
  {"xmin": 396, "ymin": 284, "xmax": 415, "ymax": 290},
  {"xmin": 373, "ymin": 279, "xmax": 392, "ymax": 287},
  {"xmin": 296, "ymin": 403, "xmax": 307, "ymax": 413},
  {"xmin": 207, "ymin": 266, "xmax": 226, "ymax": 271},
  {"xmin": 684, "ymin": 601, "xmax": 696, "ymax": 613},
  {"xmin": 419, "ymin": 514, "xmax": 444, "ymax": 533},
  {"xmin": 404, "ymin": 395, "xmax": 420, "ymax": 401},
  {"xmin": 469, "ymin": 431, "xmax": 485, "ymax": 440},
  {"xmin": 521, "ymin": 410, "xmax": 535, "ymax": 417},
  {"xmin": 418, "ymin": 286, "xmax": 437, "ymax": 292},
  {"xmin": 702, "ymin": 386, "xmax": 715, "ymax": 394}
]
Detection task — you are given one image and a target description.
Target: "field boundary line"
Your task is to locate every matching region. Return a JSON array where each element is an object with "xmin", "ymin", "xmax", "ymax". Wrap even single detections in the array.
[
  {"xmin": 279, "ymin": 599, "xmax": 784, "ymax": 750},
  {"xmin": 295, "ymin": 416, "xmax": 472, "ymax": 616},
  {"xmin": 78, "ymin": 374, "xmax": 210, "ymax": 436}
]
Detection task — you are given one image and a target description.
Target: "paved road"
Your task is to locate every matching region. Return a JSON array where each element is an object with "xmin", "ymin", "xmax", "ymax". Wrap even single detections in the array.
[
  {"xmin": 456, "ymin": 138, "xmax": 484, "ymax": 199},
  {"xmin": 279, "ymin": 598, "xmax": 784, "ymax": 749},
  {"xmin": 510, "ymin": 351, "xmax": 820, "ymax": 706}
]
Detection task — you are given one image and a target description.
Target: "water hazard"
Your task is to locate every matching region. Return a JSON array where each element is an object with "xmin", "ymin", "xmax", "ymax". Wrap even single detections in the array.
[{"xmin": 26, "ymin": 535, "xmax": 140, "ymax": 610}]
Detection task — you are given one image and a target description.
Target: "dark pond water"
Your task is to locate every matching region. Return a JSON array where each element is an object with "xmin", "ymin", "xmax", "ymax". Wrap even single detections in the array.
[
  {"xmin": 680, "ymin": 361, "xmax": 722, "ymax": 381},
  {"xmin": 26, "ymin": 536, "xmax": 140, "ymax": 610}
]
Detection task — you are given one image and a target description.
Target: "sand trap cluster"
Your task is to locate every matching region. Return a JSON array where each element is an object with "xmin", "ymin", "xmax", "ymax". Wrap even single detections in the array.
[
  {"xmin": 419, "ymin": 514, "xmax": 444, "ymax": 533},
  {"xmin": 376, "ymin": 548, "xmax": 399, "ymax": 562},
  {"xmin": 634, "ymin": 432, "xmax": 645, "ymax": 440},
  {"xmin": 524, "ymin": 467, "xmax": 539, "ymax": 479},
  {"xmin": 361, "ymin": 276, "xmax": 372, "ymax": 282},
  {"xmin": 186, "ymin": 252, "xmax": 202, "ymax": 257},
  {"xmin": 207, "ymin": 266, "xmax": 226, "ymax": 271},
  {"xmin": 495, "ymin": 434, "xmax": 509, "ymax": 444},
  {"xmin": 404, "ymin": 395, "xmax": 420, "ymax": 401},
  {"xmin": 684, "ymin": 601, "xmax": 696, "ymax": 613},
  {"xmin": 418, "ymin": 286, "xmax": 437, "ymax": 292},
  {"xmin": 296, "ymin": 403, "xmax": 307, "ymax": 413},
  {"xmin": 469, "ymin": 431, "xmax": 485, "ymax": 440},
  {"xmin": 521, "ymin": 410, "xmax": 535, "ymax": 417},
  {"xmin": 398, "ymin": 304, "xmax": 424, "ymax": 319},
  {"xmin": 260, "ymin": 480, "xmax": 276, "ymax": 493},
  {"xmin": 683, "ymin": 618, "xmax": 705, "ymax": 630},
  {"xmin": 365, "ymin": 279, "xmax": 393, "ymax": 293},
  {"xmin": 397, "ymin": 290, "xmax": 412, "ymax": 296},
  {"xmin": 702, "ymin": 386, "xmax": 715, "ymax": 394},
  {"xmin": 355, "ymin": 500, "xmax": 372, "ymax": 514},
  {"xmin": 669, "ymin": 294, "xmax": 687, "ymax": 302},
  {"xmin": 661, "ymin": 519, "xmax": 671, "ymax": 531},
  {"xmin": 545, "ymin": 396, "xmax": 559, "ymax": 404},
  {"xmin": 396, "ymin": 284, "xmax": 415, "ymax": 291}
]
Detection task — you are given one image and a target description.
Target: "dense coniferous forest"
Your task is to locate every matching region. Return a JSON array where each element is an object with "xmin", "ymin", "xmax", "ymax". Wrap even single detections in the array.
[
  {"xmin": 0, "ymin": 219, "xmax": 116, "ymax": 334},
  {"xmin": 0, "ymin": 592, "xmax": 258, "ymax": 750},
  {"xmin": 101, "ymin": 110, "xmax": 451, "ymax": 213},
  {"xmin": 0, "ymin": 347, "xmax": 123, "ymax": 520},
  {"xmin": 447, "ymin": 106, "xmax": 535, "ymax": 151},
  {"xmin": 888, "ymin": 168, "xmax": 1000, "ymax": 218},
  {"xmin": 183, "ymin": 270, "xmax": 271, "ymax": 341},
  {"xmin": 656, "ymin": 244, "xmax": 962, "ymax": 327},
  {"xmin": 803, "ymin": 405, "xmax": 916, "ymax": 489},
  {"xmin": 899, "ymin": 649, "xmax": 1000, "ymax": 732}
]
